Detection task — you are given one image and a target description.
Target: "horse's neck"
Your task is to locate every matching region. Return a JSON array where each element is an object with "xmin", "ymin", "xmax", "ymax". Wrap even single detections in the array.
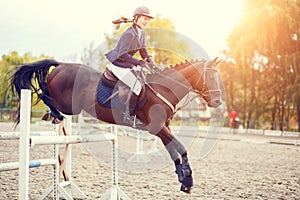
[
  {"xmin": 174, "ymin": 61, "xmax": 206, "ymax": 91},
  {"xmin": 148, "ymin": 63, "xmax": 198, "ymax": 106}
]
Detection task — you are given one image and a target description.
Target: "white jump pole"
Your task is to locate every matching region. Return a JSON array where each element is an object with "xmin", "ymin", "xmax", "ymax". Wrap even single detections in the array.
[
  {"xmin": 0, "ymin": 131, "xmax": 55, "ymax": 140},
  {"xmin": 0, "ymin": 159, "xmax": 57, "ymax": 171},
  {"xmin": 18, "ymin": 89, "xmax": 31, "ymax": 200},
  {"xmin": 61, "ymin": 115, "xmax": 72, "ymax": 198},
  {"xmin": 99, "ymin": 125, "xmax": 130, "ymax": 200},
  {"xmin": 30, "ymin": 134, "xmax": 116, "ymax": 146},
  {"xmin": 65, "ymin": 115, "xmax": 72, "ymax": 181}
]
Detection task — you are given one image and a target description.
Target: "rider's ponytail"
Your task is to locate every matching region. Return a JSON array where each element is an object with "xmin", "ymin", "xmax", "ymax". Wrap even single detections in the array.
[{"xmin": 112, "ymin": 17, "xmax": 133, "ymax": 30}]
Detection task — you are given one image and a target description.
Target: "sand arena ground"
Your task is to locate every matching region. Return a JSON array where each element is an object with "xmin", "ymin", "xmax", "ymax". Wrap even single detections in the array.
[{"xmin": 1, "ymin": 122, "xmax": 299, "ymax": 199}]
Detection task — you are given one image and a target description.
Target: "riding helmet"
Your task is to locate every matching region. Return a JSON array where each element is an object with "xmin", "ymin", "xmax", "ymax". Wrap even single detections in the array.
[{"xmin": 133, "ymin": 6, "xmax": 154, "ymax": 19}]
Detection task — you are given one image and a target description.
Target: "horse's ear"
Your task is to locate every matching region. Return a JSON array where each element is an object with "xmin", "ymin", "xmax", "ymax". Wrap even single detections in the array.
[{"xmin": 212, "ymin": 57, "xmax": 222, "ymax": 66}]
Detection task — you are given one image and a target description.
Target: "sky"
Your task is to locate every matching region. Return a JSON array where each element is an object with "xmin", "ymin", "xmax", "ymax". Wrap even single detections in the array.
[{"xmin": 0, "ymin": 0, "xmax": 243, "ymax": 62}]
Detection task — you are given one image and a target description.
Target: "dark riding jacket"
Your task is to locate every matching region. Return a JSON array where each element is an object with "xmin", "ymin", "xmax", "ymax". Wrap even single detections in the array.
[{"xmin": 105, "ymin": 24, "xmax": 152, "ymax": 69}]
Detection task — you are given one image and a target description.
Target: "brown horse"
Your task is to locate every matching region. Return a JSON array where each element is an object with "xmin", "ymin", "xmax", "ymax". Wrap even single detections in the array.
[{"xmin": 10, "ymin": 58, "xmax": 223, "ymax": 193}]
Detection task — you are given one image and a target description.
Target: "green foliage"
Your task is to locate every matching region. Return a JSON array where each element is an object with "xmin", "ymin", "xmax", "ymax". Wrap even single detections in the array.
[
  {"xmin": 146, "ymin": 14, "xmax": 193, "ymax": 66},
  {"xmin": 0, "ymin": 51, "xmax": 52, "ymax": 111},
  {"xmin": 221, "ymin": 0, "xmax": 300, "ymax": 131},
  {"xmin": 94, "ymin": 14, "xmax": 193, "ymax": 71}
]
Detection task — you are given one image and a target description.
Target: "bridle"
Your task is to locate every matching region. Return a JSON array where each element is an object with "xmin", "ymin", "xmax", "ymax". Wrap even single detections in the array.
[
  {"xmin": 194, "ymin": 61, "xmax": 222, "ymax": 98},
  {"xmin": 145, "ymin": 60, "xmax": 221, "ymax": 113}
]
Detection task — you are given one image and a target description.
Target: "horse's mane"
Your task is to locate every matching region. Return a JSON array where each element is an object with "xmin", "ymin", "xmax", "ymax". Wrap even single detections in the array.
[
  {"xmin": 162, "ymin": 59, "xmax": 206, "ymax": 73},
  {"xmin": 146, "ymin": 59, "xmax": 207, "ymax": 83}
]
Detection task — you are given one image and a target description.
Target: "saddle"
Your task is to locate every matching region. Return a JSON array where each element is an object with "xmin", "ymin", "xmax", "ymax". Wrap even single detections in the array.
[
  {"xmin": 99, "ymin": 69, "xmax": 147, "ymax": 108},
  {"xmin": 103, "ymin": 68, "xmax": 118, "ymax": 86}
]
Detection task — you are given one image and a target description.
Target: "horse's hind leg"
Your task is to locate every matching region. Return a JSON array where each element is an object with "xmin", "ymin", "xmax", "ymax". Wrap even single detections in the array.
[
  {"xmin": 39, "ymin": 94, "xmax": 64, "ymax": 123},
  {"xmin": 38, "ymin": 84, "xmax": 64, "ymax": 123}
]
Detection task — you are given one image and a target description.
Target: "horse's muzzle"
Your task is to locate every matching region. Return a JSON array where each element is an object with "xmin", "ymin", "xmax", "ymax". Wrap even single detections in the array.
[{"xmin": 208, "ymin": 98, "xmax": 222, "ymax": 108}]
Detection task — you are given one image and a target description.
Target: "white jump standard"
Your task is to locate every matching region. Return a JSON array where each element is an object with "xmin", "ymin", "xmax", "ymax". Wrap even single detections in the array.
[{"xmin": 3, "ymin": 89, "xmax": 129, "ymax": 200}]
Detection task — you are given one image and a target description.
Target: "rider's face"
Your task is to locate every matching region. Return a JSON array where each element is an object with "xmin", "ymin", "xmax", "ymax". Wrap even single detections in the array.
[{"xmin": 136, "ymin": 15, "xmax": 151, "ymax": 28}]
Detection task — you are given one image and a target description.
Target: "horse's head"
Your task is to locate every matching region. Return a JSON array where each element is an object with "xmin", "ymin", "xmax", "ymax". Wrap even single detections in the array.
[
  {"xmin": 152, "ymin": 58, "xmax": 223, "ymax": 109},
  {"xmin": 192, "ymin": 58, "xmax": 223, "ymax": 108}
]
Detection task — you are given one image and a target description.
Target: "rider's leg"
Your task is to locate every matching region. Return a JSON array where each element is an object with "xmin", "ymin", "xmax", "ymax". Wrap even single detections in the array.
[
  {"xmin": 123, "ymin": 91, "xmax": 144, "ymax": 126},
  {"xmin": 107, "ymin": 64, "xmax": 144, "ymax": 126}
]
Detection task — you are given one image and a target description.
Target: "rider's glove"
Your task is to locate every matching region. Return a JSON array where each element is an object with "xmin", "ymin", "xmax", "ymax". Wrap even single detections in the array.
[
  {"xmin": 138, "ymin": 60, "xmax": 147, "ymax": 68},
  {"xmin": 133, "ymin": 65, "xmax": 142, "ymax": 71},
  {"xmin": 146, "ymin": 58, "xmax": 162, "ymax": 73}
]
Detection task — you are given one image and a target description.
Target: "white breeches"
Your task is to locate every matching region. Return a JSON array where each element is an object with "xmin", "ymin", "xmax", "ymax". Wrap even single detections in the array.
[{"xmin": 107, "ymin": 65, "xmax": 142, "ymax": 95}]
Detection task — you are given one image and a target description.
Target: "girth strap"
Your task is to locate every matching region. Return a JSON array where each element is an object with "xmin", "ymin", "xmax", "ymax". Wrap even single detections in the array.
[{"xmin": 146, "ymin": 83, "xmax": 176, "ymax": 113}]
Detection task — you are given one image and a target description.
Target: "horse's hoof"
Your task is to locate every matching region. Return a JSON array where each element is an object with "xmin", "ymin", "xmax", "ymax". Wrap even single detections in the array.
[
  {"xmin": 175, "ymin": 162, "xmax": 193, "ymax": 193},
  {"xmin": 180, "ymin": 184, "xmax": 192, "ymax": 193},
  {"xmin": 182, "ymin": 174, "xmax": 193, "ymax": 187},
  {"xmin": 41, "ymin": 112, "xmax": 52, "ymax": 121},
  {"xmin": 180, "ymin": 172, "xmax": 193, "ymax": 193}
]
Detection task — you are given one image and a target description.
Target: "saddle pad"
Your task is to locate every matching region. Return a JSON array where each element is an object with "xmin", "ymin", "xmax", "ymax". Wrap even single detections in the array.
[
  {"xmin": 97, "ymin": 78, "xmax": 147, "ymax": 110},
  {"xmin": 97, "ymin": 79, "xmax": 124, "ymax": 109}
]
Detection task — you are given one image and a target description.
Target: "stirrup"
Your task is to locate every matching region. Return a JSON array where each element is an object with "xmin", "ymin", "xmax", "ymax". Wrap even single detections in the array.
[
  {"xmin": 133, "ymin": 115, "xmax": 144, "ymax": 127},
  {"xmin": 123, "ymin": 113, "xmax": 144, "ymax": 127}
]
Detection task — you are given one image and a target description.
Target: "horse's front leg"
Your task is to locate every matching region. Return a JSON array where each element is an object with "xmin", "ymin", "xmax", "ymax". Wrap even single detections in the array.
[
  {"xmin": 155, "ymin": 126, "xmax": 193, "ymax": 193},
  {"xmin": 176, "ymin": 153, "xmax": 193, "ymax": 193}
]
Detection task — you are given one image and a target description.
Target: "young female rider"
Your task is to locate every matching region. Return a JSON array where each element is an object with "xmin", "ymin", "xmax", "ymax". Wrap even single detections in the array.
[{"xmin": 105, "ymin": 6, "xmax": 160, "ymax": 126}]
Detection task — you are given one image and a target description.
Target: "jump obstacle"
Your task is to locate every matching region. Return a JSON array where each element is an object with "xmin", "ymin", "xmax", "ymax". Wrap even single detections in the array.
[
  {"xmin": 122, "ymin": 127, "xmax": 162, "ymax": 163},
  {"xmin": 0, "ymin": 89, "xmax": 130, "ymax": 200}
]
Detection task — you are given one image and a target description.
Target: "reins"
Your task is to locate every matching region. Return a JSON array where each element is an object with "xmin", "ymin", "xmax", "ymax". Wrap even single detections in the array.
[
  {"xmin": 143, "ymin": 61, "xmax": 213, "ymax": 114},
  {"xmin": 148, "ymin": 72, "xmax": 199, "ymax": 113}
]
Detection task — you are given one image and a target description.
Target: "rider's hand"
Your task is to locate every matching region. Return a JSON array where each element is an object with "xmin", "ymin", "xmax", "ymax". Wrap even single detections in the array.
[
  {"xmin": 147, "ymin": 60, "xmax": 155, "ymax": 68},
  {"xmin": 138, "ymin": 59, "xmax": 162, "ymax": 73},
  {"xmin": 133, "ymin": 65, "xmax": 142, "ymax": 71},
  {"xmin": 138, "ymin": 60, "xmax": 147, "ymax": 68},
  {"xmin": 146, "ymin": 58, "xmax": 162, "ymax": 73}
]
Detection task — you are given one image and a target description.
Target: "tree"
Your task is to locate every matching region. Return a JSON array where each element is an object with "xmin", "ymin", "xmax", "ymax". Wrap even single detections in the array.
[
  {"xmin": 0, "ymin": 51, "xmax": 52, "ymax": 111},
  {"xmin": 221, "ymin": 0, "xmax": 300, "ymax": 131}
]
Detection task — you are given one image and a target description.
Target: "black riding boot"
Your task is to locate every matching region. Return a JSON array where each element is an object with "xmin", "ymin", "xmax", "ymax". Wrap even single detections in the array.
[{"xmin": 123, "ymin": 91, "xmax": 144, "ymax": 127}]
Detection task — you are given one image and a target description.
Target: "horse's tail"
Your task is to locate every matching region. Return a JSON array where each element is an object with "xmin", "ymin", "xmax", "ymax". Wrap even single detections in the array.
[{"xmin": 10, "ymin": 59, "xmax": 59, "ymax": 124}]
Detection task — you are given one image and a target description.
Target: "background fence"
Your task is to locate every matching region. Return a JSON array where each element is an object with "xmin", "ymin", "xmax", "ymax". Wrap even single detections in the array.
[{"xmin": 1, "ymin": 107, "xmax": 299, "ymax": 132}]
